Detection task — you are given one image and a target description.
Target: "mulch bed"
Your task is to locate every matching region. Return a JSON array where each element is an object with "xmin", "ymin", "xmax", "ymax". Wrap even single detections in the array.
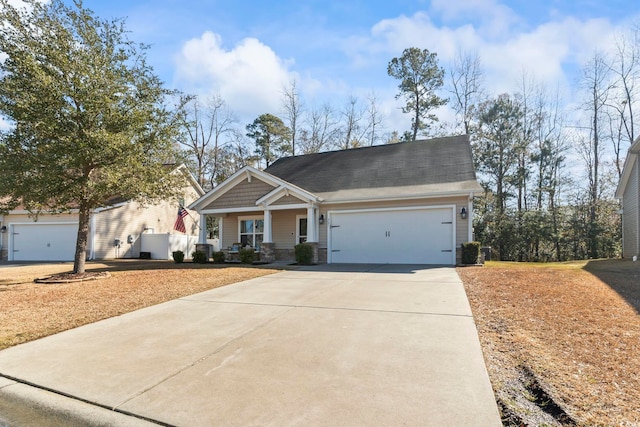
[{"xmin": 35, "ymin": 271, "xmax": 111, "ymax": 284}]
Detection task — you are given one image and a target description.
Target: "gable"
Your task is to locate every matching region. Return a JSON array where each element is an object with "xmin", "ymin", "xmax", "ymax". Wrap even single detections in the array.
[
  {"xmin": 203, "ymin": 178, "xmax": 276, "ymax": 210},
  {"xmin": 271, "ymin": 194, "xmax": 307, "ymax": 206}
]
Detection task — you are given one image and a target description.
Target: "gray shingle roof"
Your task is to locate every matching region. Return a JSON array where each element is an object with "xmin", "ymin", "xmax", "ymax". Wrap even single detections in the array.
[{"xmin": 265, "ymin": 135, "xmax": 481, "ymax": 201}]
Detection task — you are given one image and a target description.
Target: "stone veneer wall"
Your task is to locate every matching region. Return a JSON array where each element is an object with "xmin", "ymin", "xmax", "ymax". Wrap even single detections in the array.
[{"xmin": 275, "ymin": 248, "xmax": 295, "ymax": 261}]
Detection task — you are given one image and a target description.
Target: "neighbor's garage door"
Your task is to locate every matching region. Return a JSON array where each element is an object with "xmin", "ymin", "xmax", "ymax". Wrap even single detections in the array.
[
  {"xmin": 329, "ymin": 207, "xmax": 455, "ymax": 264},
  {"xmin": 10, "ymin": 223, "xmax": 78, "ymax": 261}
]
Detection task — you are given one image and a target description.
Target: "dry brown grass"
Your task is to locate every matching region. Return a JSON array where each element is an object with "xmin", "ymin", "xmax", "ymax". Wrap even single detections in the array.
[
  {"xmin": 458, "ymin": 259, "xmax": 640, "ymax": 426},
  {"xmin": 0, "ymin": 261, "xmax": 279, "ymax": 350}
]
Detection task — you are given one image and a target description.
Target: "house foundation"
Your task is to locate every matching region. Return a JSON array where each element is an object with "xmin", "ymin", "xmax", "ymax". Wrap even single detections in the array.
[{"xmin": 261, "ymin": 242, "xmax": 276, "ymax": 263}]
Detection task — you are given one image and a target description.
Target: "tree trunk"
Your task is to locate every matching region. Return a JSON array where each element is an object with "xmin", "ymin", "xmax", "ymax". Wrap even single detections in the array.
[{"xmin": 73, "ymin": 202, "xmax": 91, "ymax": 274}]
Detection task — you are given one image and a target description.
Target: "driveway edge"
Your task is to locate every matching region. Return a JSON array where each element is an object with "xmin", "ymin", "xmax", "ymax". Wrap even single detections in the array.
[{"xmin": 0, "ymin": 378, "xmax": 158, "ymax": 427}]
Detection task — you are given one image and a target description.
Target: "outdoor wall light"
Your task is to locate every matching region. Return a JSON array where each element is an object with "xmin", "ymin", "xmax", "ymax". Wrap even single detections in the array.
[
  {"xmin": 319, "ymin": 214, "xmax": 325, "ymax": 224},
  {"xmin": 0, "ymin": 225, "xmax": 6, "ymax": 233},
  {"xmin": 460, "ymin": 207, "xmax": 467, "ymax": 219}
]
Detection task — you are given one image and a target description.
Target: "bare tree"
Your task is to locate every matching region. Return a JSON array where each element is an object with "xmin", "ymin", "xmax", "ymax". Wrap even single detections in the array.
[
  {"xmin": 366, "ymin": 91, "xmax": 383, "ymax": 146},
  {"xmin": 281, "ymin": 79, "xmax": 304, "ymax": 156},
  {"xmin": 578, "ymin": 52, "xmax": 614, "ymax": 258},
  {"xmin": 179, "ymin": 94, "xmax": 237, "ymax": 189},
  {"xmin": 338, "ymin": 95, "xmax": 367, "ymax": 149},
  {"xmin": 449, "ymin": 50, "xmax": 485, "ymax": 134},
  {"xmin": 299, "ymin": 103, "xmax": 339, "ymax": 153},
  {"xmin": 606, "ymin": 27, "xmax": 640, "ymax": 176}
]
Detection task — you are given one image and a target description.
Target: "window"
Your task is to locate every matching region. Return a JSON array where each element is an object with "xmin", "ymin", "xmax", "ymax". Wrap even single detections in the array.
[
  {"xmin": 296, "ymin": 216, "xmax": 307, "ymax": 244},
  {"xmin": 239, "ymin": 217, "xmax": 264, "ymax": 250}
]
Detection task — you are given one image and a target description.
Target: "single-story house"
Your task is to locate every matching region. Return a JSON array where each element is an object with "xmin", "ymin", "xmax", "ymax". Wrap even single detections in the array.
[
  {"xmin": 189, "ymin": 135, "xmax": 482, "ymax": 265},
  {"xmin": 616, "ymin": 136, "xmax": 640, "ymax": 259},
  {"xmin": 0, "ymin": 165, "xmax": 204, "ymax": 262}
]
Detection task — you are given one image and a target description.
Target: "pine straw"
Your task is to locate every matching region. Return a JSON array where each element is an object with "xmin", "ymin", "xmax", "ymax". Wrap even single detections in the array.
[
  {"xmin": 0, "ymin": 262, "xmax": 278, "ymax": 350},
  {"xmin": 458, "ymin": 260, "xmax": 640, "ymax": 426}
]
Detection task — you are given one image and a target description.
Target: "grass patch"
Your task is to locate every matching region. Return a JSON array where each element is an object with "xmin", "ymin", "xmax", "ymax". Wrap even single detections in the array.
[
  {"xmin": 458, "ymin": 259, "xmax": 640, "ymax": 426},
  {"xmin": 0, "ymin": 261, "xmax": 279, "ymax": 350}
]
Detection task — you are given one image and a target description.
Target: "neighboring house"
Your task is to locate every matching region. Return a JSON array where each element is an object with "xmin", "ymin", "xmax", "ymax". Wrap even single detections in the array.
[
  {"xmin": 615, "ymin": 136, "xmax": 640, "ymax": 259},
  {"xmin": 189, "ymin": 135, "xmax": 482, "ymax": 265},
  {"xmin": 0, "ymin": 165, "xmax": 204, "ymax": 262}
]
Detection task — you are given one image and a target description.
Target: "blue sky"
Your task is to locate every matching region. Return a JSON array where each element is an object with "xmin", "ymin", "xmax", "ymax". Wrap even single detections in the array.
[{"xmin": 9, "ymin": 0, "xmax": 640, "ymax": 134}]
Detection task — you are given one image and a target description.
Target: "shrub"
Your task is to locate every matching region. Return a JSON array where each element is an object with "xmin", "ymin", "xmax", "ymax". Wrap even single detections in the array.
[
  {"xmin": 172, "ymin": 250, "xmax": 184, "ymax": 263},
  {"xmin": 239, "ymin": 248, "xmax": 255, "ymax": 264},
  {"xmin": 461, "ymin": 242, "xmax": 481, "ymax": 265},
  {"xmin": 295, "ymin": 243, "xmax": 314, "ymax": 265},
  {"xmin": 192, "ymin": 250, "xmax": 208, "ymax": 264},
  {"xmin": 211, "ymin": 251, "xmax": 226, "ymax": 264}
]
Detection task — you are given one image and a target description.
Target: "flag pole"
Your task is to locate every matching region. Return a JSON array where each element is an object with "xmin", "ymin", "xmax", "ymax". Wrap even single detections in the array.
[{"xmin": 180, "ymin": 205, "xmax": 202, "ymax": 230}]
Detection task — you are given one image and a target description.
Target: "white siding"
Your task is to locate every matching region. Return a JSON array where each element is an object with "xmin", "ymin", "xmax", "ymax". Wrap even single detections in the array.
[
  {"xmin": 93, "ymin": 184, "xmax": 201, "ymax": 259},
  {"xmin": 623, "ymin": 159, "xmax": 639, "ymax": 258}
]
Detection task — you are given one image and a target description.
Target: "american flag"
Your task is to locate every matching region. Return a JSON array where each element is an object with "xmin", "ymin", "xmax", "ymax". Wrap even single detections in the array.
[{"xmin": 173, "ymin": 207, "xmax": 188, "ymax": 233}]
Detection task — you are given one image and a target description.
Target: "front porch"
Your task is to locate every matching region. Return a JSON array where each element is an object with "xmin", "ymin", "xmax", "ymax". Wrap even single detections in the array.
[{"xmin": 200, "ymin": 206, "xmax": 325, "ymax": 265}]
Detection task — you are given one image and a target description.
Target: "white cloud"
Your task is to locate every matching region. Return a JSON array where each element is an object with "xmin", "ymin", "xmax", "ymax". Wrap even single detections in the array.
[
  {"xmin": 429, "ymin": 0, "xmax": 521, "ymax": 37},
  {"xmin": 347, "ymin": 9, "xmax": 621, "ymax": 100},
  {"xmin": 174, "ymin": 31, "xmax": 296, "ymax": 121}
]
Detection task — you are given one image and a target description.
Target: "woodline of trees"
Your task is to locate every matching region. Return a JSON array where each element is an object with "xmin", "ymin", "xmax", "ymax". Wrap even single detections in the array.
[{"xmin": 178, "ymin": 32, "xmax": 640, "ymax": 261}]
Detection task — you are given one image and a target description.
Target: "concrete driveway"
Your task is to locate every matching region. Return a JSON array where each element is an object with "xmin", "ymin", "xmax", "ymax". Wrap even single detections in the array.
[{"xmin": 0, "ymin": 265, "xmax": 501, "ymax": 426}]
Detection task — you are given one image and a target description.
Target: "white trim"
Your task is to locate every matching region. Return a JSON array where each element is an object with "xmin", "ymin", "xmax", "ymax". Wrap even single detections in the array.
[
  {"xmin": 256, "ymin": 184, "xmax": 320, "ymax": 206},
  {"xmin": 616, "ymin": 136, "xmax": 640, "ymax": 199},
  {"xmin": 468, "ymin": 193, "xmax": 474, "ymax": 242},
  {"xmin": 264, "ymin": 203, "xmax": 311, "ymax": 211},
  {"xmin": 219, "ymin": 217, "xmax": 224, "ymax": 249},
  {"xmin": 321, "ymin": 190, "xmax": 477, "ymax": 205},
  {"xmin": 200, "ymin": 203, "xmax": 311, "ymax": 215},
  {"xmin": 93, "ymin": 201, "xmax": 129, "ymax": 213},
  {"xmin": 189, "ymin": 166, "xmax": 276, "ymax": 211},
  {"xmin": 327, "ymin": 205, "xmax": 456, "ymax": 265},
  {"xmin": 296, "ymin": 215, "xmax": 308, "ymax": 244},
  {"xmin": 7, "ymin": 209, "xmax": 80, "ymax": 215},
  {"xmin": 201, "ymin": 207, "xmax": 265, "ymax": 215},
  {"xmin": 306, "ymin": 206, "xmax": 317, "ymax": 243},
  {"xmin": 264, "ymin": 210, "xmax": 273, "ymax": 243},
  {"xmin": 89, "ymin": 213, "xmax": 97, "ymax": 260},
  {"xmin": 238, "ymin": 215, "xmax": 265, "ymax": 248},
  {"xmin": 199, "ymin": 213, "xmax": 208, "ymax": 243},
  {"xmin": 189, "ymin": 165, "xmax": 323, "ymax": 211}
]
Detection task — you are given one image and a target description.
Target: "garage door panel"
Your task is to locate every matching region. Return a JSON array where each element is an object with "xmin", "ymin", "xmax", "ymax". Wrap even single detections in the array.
[
  {"xmin": 11, "ymin": 223, "xmax": 78, "ymax": 261},
  {"xmin": 330, "ymin": 208, "xmax": 454, "ymax": 265}
]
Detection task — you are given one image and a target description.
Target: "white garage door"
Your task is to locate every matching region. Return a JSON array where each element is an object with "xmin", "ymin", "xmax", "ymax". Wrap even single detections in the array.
[
  {"xmin": 10, "ymin": 223, "xmax": 78, "ymax": 261},
  {"xmin": 329, "ymin": 207, "xmax": 455, "ymax": 265}
]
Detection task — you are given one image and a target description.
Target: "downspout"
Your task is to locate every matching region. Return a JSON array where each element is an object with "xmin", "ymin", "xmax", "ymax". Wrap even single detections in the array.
[
  {"xmin": 0, "ymin": 215, "xmax": 4, "ymax": 260},
  {"xmin": 636, "ymin": 157, "xmax": 640, "ymax": 258},
  {"xmin": 89, "ymin": 210, "xmax": 97, "ymax": 260},
  {"xmin": 468, "ymin": 192, "xmax": 474, "ymax": 242}
]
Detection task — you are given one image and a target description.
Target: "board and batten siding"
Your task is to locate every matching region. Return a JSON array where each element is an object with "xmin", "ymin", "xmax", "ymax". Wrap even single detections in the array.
[
  {"xmin": 205, "ymin": 179, "xmax": 275, "ymax": 210},
  {"xmin": 623, "ymin": 159, "xmax": 639, "ymax": 258}
]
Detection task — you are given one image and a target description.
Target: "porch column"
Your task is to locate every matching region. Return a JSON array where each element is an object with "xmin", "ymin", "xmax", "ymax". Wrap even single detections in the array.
[
  {"xmin": 307, "ymin": 206, "xmax": 317, "ymax": 242},
  {"xmin": 199, "ymin": 213, "xmax": 208, "ymax": 243},
  {"xmin": 261, "ymin": 209, "xmax": 275, "ymax": 263},
  {"xmin": 263, "ymin": 209, "xmax": 273, "ymax": 243}
]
